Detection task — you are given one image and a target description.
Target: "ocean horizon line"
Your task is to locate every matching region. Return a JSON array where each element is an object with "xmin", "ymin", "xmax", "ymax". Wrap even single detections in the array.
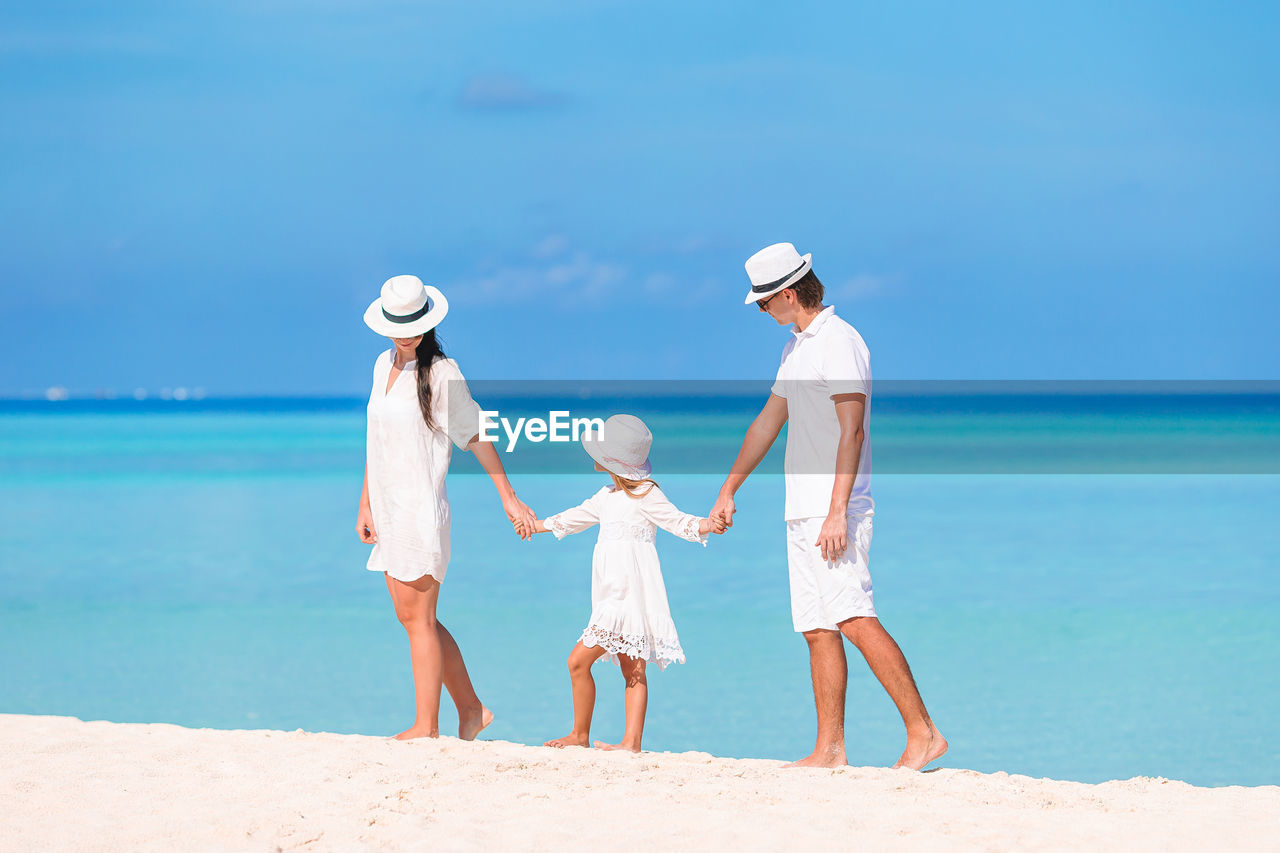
[{"xmin": 4, "ymin": 378, "xmax": 1280, "ymax": 407}]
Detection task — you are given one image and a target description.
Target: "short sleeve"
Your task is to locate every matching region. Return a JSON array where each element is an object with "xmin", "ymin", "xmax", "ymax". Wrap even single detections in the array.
[
  {"xmin": 638, "ymin": 486, "xmax": 707, "ymax": 546},
  {"xmin": 821, "ymin": 331, "xmax": 871, "ymax": 399},
  {"xmin": 369, "ymin": 351, "xmax": 388, "ymax": 402},
  {"xmin": 769, "ymin": 340, "xmax": 796, "ymax": 399},
  {"xmin": 545, "ymin": 489, "xmax": 606, "ymax": 539},
  {"xmin": 430, "ymin": 358, "xmax": 485, "ymax": 450}
]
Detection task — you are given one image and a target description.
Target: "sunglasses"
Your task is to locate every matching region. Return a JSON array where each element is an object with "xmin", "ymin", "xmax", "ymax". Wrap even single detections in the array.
[{"xmin": 757, "ymin": 291, "xmax": 781, "ymax": 312}]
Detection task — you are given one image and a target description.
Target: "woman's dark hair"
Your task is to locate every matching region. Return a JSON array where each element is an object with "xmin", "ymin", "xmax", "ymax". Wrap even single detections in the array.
[
  {"xmin": 413, "ymin": 329, "xmax": 447, "ymax": 429},
  {"xmin": 788, "ymin": 269, "xmax": 825, "ymax": 309}
]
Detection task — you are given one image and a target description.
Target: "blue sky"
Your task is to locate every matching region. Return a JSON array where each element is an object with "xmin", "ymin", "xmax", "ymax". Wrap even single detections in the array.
[{"xmin": 1, "ymin": 1, "xmax": 1277, "ymax": 395}]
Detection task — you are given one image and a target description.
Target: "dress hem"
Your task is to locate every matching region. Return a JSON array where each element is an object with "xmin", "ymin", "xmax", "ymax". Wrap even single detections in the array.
[
  {"xmin": 579, "ymin": 625, "xmax": 685, "ymax": 670},
  {"xmin": 367, "ymin": 564, "xmax": 447, "ymax": 584}
]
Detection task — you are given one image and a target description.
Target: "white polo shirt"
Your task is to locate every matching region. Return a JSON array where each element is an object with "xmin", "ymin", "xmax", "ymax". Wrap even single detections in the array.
[{"xmin": 769, "ymin": 306, "xmax": 874, "ymax": 521}]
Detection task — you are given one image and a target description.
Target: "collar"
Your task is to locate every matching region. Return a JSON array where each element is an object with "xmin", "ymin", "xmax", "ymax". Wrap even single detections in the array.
[
  {"xmin": 792, "ymin": 305, "xmax": 835, "ymax": 339},
  {"xmin": 388, "ymin": 349, "xmax": 418, "ymax": 370}
]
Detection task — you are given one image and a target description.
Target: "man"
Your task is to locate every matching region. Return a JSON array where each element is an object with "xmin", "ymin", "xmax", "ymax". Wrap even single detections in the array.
[{"xmin": 710, "ymin": 242, "xmax": 946, "ymax": 770}]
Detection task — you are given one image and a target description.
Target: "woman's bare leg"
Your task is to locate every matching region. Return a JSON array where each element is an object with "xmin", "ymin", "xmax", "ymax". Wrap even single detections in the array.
[
  {"xmin": 436, "ymin": 622, "xmax": 493, "ymax": 740},
  {"xmin": 385, "ymin": 573, "xmax": 445, "ymax": 739},
  {"xmin": 594, "ymin": 654, "xmax": 647, "ymax": 752},
  {"xmin": 545, "ymin": 642, "xmax": 606, "ymax": 748}
]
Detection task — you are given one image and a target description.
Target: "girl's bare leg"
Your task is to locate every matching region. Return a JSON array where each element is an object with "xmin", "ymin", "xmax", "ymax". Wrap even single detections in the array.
[
  {"xmin": 594, "ymin": 654, "xmax": 647, "ymax": 752},
  {"xmin": 436, "ymin": 622, "xmax": 494, "ymax": 740},
  {"xmin": 386, "ymin": 573, "xmax": 445, "ymax": 739},
  {"xmin": 545, "ymin": 642, "xmax": 606, "ymax": 748}
]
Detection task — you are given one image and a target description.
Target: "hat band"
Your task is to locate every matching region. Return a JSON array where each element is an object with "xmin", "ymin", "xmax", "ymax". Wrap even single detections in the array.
[
  {"xmin": 751, "ymin": 261, "xmax": 807, "ymax": 293},
  {"xmin": 382, "ymin": 299, "xmax": 430, "ymax": 324}
]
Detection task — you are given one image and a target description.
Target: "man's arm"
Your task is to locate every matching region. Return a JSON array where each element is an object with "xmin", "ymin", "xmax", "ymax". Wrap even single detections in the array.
[
  {"xmin": 710, "ymin": 393, "xmax": 788, "ymax": 528},
  {"xmin": 814, "ymin": 393, "xmax": 866, "ymax": 561}
]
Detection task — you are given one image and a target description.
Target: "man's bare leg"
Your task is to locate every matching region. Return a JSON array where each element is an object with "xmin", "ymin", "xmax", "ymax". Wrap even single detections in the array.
[
  {"xmin": 839, "ymin": 616, "xmax": 947, "ymax": 770},
  {"xmin": 595, "ymin": 655, "xmax": 647, "ymax": 752},
  {"xmin": 545, "ymin": 642, "xmax": 606, "ymax": 748},
  {"xmin": 787, "ymin": 629, "xmax": 850, "ymax": 768},
  {"xmin": 436, "ymin": 622, "xmax": 493, "ymax": 741}
]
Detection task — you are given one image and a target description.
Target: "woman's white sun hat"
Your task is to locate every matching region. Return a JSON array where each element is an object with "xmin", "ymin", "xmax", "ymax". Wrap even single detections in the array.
[
  {"xmin": 583, "ymin": 414, "xmax": 653, "ymax": 481},
  {"xmin": 364, "ymin": 275, "xmax": 450, "ymax": 338},
  {"xmin": 744, "ymin": 242, "xmax": 812, "ymax": 305}
]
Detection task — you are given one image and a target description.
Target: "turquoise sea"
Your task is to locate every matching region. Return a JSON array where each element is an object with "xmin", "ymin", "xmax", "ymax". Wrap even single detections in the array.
[{"xmin": 2, "ymin": 390, "xmax": 1278, "ymax": 788}]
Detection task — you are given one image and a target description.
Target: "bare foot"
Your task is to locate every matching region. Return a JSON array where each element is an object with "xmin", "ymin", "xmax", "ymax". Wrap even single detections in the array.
[
  {"xmin": 785, "ymin": 744, "xmax": 848, "ymax": 769},
  {"xmin": 592, "ymin": 740, "xmax": 640, "ymax": 753},
  {"xmin": 893, "ymin": 725, "xmax": 948, "ymax": 770},
  {"xmin": 393, "ymin": 724, "xmax": 439, "ymax": 740},
  {"xmin": 458, "ymin": 706, "xmax": 494, "ymax": 741},
  {"xmin": 543, "ymin": 732, "xmax": 590, "ymax": 748}
]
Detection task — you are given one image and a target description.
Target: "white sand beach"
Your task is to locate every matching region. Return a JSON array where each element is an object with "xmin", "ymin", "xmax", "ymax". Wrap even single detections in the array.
[{"xmin": 3, "ymin": 714, "xmax": 1276, "ymax": 852}]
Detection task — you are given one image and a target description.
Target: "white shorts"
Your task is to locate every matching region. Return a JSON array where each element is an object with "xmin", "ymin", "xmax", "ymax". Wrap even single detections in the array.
[{"xmin": 786, "ymin": 514, "xmax": 876, "ymax": 633}]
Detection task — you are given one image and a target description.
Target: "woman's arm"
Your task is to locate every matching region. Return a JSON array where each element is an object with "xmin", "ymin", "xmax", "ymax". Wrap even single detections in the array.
[
  {"xmin": 435, "ymin": 358, "xmax": 535, "ymax": 540},
  {"xmin": 468, "ymin": 437, "xmax": 537, "ymax": 540},
  {"xmin": 356, "ymin": 466, "xmax": 377, "ymax": 543}
]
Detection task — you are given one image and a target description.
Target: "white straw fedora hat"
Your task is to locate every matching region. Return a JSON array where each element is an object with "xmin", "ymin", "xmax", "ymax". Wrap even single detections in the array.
[
  {"xmin": 743, "ymin": 242, "xmax": 812, "ymax": 305},
  {"xmin": 363, "ymin": 275, "xmax": 450, "ymax": 338},
  {"xmin": 582, "ymin": 414, "xmax": 653, "ymax": 481}
]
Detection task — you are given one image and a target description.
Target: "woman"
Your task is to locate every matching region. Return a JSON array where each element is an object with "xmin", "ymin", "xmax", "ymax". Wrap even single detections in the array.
[{"xmin": 357, "ymin": 274, "xmax": 535, "ymax": 740}]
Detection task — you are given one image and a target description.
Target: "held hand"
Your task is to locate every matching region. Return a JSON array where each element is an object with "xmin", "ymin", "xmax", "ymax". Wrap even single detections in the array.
[
  {"xmin": 356, "ymin": 506, "xmax": 378, "ymax": 544},
  {"xmin": 700, "ymin": 515, "xmax": 727, "ymax": 536},
  {"xmin": 709, "ymin": 494, "xmax": 737, "ymax": 529},
  {"xmin": 815, "ymin": 511, "xmax": 848, "ymax": 563},
  {"xmin": 503, "ymin": 494, "xmax": 536, "ymax": 541},
  {"xmin": 513, "ymin": 513, "xmax": 539, "ymax": 538}
]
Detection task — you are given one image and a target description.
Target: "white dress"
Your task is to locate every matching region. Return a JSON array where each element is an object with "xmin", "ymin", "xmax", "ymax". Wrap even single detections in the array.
[
  {"xmin": 365, "ymin": 350, "xmax": 482, "ymax": 583},
  {"xmin": 545, "ymin": 484, "xmax": 707, "ymax": 670}
]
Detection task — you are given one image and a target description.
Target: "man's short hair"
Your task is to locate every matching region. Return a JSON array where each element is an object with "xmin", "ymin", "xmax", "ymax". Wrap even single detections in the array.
[{"xmin": 788, "ymin": 270, "xmax": 824, "ymax": 309}]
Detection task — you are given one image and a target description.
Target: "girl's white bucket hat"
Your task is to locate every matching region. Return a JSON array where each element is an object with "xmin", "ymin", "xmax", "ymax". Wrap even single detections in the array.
[
  {"xmin": 744, "ymin": 242, "xmax": 812, "ymax": 305},
  {"xmin": 583, "ymin": 414, "xmax": 653, "ymax": 481},
  {"xmin": 364, "ymin": 275, "xmax": 450, "ymax": 338}
]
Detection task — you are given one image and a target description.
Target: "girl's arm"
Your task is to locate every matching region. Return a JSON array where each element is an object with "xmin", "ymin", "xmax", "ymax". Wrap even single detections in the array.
[
  {"xmin": 697, "ymin": 516, "xmax": 727, "ymax": 536},
  {"xmin": 522, "ymin": 516, "xmax": 552, "ymax": 535},
  {"xmin": 639, "ymin": 487, "xmax": 722, "ymax": 545},
  {"xmin": 540, "ymin": 492, "xmax": 603, "ymax": 540}
]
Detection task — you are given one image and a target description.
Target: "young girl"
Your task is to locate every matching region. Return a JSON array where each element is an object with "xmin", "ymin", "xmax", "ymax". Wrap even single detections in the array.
[{"xmin": 517, "ymin": 413, "xmax": 725, "ymax": 752}]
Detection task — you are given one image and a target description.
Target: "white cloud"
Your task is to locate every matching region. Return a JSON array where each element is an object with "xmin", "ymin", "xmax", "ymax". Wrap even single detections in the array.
[
  {"xmin": 450, "ymin": 236, "xmax": 734, "ymax": 308},
  {"xmin": 832, "ymin": 273, "xmax": 894, "ymax": 301},
  {"xmin": 643, "ymin": 272, "xmax": 676, "ymax": 296},
  {"xmin": 450, "ymin": 240, "xmax": 626, "ymax": 306},
  {"xmin": 0, "ymin": 31, "xmax": 167, "ymax": 56},
  {"xmin": 457, "ymin": 74, "xmax": 566, "ymax": 111},
  {"xmin": 532, "ymin": 234, "xmax": 570, "ymax": 258}
]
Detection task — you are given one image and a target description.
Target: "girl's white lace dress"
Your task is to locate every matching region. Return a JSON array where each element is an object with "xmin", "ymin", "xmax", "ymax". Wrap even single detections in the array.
[
  {"xmin": 365, "ymin": 350, "xmax": 482, "ymax": 584},
  {"xmin": 545, "ymin": 484, "xmax": 706, "ymax": 669}
]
